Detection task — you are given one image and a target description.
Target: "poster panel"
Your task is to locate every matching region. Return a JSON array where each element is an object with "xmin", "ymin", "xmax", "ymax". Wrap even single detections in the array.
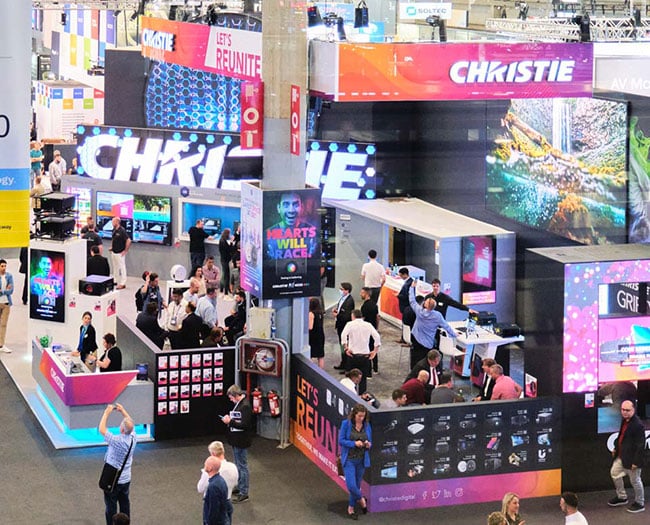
[
  {"xmin": 262, "ymin": 188, "xmax": 321, "ymax": 299},
  {"xmin": 240, "ymin": 183, "xmax": 263, "ymax": 296},
  {"xmin": 30, "ymin": 249, "xmax": 66, "ymax": 323}
]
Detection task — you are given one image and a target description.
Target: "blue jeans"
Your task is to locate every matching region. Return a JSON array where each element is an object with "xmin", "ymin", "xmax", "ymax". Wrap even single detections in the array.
[
  {"xmin": 343, "ymin": 457, "xmax": 365, "ymax": 507},
  {"xmin": 226, "ymin": 499, "xmax": 233, "ymax": 525},
  {"xmin": 233, "ymin": 447, "xmax": 249, "ymax": 496},
  {"xmin": 103, "ymin": 482, "xmax": 130, "ymax": 525}
]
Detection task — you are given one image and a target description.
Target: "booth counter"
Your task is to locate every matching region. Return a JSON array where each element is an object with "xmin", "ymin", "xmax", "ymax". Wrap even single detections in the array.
[
  {"xmin": 32, "ymin": 339, "xmax": 153, "ymax": 431},
  {"xmin": 441, "ymin": 321, "xmax": 525, "ymax": 379},
  {"xmin": 378, "ymin": 269, "xmax": 428, "ymax": 325}
]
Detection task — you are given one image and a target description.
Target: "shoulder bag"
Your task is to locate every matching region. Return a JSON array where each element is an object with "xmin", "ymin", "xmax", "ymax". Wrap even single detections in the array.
[{"xmin": 99, "ymin": 436, "xmax": 135, "ymax": 493}]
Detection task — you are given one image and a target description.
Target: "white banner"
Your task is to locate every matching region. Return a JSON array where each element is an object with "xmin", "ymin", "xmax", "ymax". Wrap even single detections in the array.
[{"xmin": 399, "ymin": 2, "xmax": 453, "ymax": 20}]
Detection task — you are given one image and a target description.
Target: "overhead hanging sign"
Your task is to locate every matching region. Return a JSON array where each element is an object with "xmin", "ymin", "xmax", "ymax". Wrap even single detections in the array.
[
  {"xmin": 140, "ymin": 16, "xmax": 262, "ymax": 82},
  {"xmin": 310, "ymin": 41, "xmax": 594, "ymax": 101},
  {"xmin": 399, "ymin": 2, "xmax": 453, "ymax": 20}
]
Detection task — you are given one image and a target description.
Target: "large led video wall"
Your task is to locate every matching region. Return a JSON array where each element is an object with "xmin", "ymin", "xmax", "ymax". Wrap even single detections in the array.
[
  {"xmin": 486, "ymin": 98, "xmax": 628, "ymax": 245},
  {"xmin": 563, "ymin": 259, "xmax": 650, "ymax": 393}
]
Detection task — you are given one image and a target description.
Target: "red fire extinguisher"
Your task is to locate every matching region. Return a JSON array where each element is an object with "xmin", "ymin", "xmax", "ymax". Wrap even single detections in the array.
[
  {"xmin": 252, "ymin": 387, "xmax": 263, "ymax": 414},
  {"xmin": 268, "ymin": 390, "xmax": 281, "ymax": 417}
]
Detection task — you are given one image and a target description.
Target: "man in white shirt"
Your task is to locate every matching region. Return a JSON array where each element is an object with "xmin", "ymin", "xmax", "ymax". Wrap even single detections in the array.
[
  {"xmin": 340, "ymin": 309, "xmax": 381, "ymax": 395},
  {"xmin": 197, "ymin": 440, "xmax": 239, "ymax": 525},
  {"xmin": 360, "ymin": 249, "xmax": 385, "ymax": 304},
  {"xmin": 166, "ymin": 289, "xmax": 188, "ymax": 333},
  {"xmin": 47, "ymin": 150, "xmax": 67, "ymax": 191},
  {"xmin": 560, "ymin": 491, "xmax": 589, "ymax": 524}
]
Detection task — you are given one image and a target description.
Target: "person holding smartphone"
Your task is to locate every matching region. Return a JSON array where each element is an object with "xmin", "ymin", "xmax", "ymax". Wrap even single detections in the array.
[
  {"xmin": 338, "ymin": 403, "xmax": 372, "ymax": 519},
  {"xmin": 221, "ymin": 385, "xmax": 253, "ymax": 503}
]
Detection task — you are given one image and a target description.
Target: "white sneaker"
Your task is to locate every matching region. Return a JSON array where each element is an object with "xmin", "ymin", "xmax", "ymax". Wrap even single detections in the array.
[{"xmin": 0, "ymin": 346, "xmax": 12, "ymax": 353}]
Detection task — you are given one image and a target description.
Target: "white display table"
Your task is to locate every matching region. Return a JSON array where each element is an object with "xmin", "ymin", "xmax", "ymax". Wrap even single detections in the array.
[{"xmin": 440, "ymin": 320, "xmax": 524, "ymax": 378}]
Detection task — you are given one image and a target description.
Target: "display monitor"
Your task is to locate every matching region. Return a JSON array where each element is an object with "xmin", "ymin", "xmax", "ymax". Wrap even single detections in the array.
[
  {"xmin": 460, "ymin": 236, "xmax": 496, "ymax": 305},
  {"xmin": 96, "ymin": 191, "xmax": 172, "ymax": 245},
  {"xmin": 29, "ymin": 249, "xmax": 65, "ymax": 323},
  {"xmin": 179, "ymin": 200, "xmax": 241, "ymax": 240},
  {"xmin": 486, "ymin": 97, "xmax": 628, "ymax": 245},
  {"xmin": 64, "ymin": 186, "xmax": 92, "ymax": 235}
]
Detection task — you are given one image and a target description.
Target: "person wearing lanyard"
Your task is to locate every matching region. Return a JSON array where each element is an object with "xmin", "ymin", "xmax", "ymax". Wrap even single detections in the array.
[
  {"xmin": 340, "ymin": 310, "xmax": 381, "ymax": 397},
  {"xmin": 165, "ymin": 289, "xmax": 188, "ymax": 346},
  {"xmin": 73, "ymin": 311, "xmax": 97, "ymax": 364},
  {"xmin": 221, "ymin": 385, "xmax": 253, "ymax": 503},
  {"xmin": 0, "ymin": 259, "xmax": 14, "ymax": 353}
]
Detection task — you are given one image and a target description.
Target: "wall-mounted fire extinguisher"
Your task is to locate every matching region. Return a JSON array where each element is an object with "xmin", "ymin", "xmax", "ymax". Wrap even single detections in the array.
[
  {"xmin": 268, "ymin": 390, "xmax": 281, "ymax": 417},
  {"xmin": 252, "ymin": 387, "xmax": 263, "ymax": 414}
]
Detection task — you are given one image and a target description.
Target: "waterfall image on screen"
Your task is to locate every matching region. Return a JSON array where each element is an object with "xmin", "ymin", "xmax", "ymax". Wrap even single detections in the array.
[{"xmin": 486, "ymin": 98, "xmax": 628, "ymax": 245}]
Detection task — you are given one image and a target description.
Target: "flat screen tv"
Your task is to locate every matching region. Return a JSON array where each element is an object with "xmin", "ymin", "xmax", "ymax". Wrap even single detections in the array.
[
  {"xmin": 486, "ymin": 97, "xmax": 628, "ymax": 245},
  {"xmin": 460, "ymin": 235, "xmax": 496, "ymax": 305},
  {"xmin": 96, "ymin": 191, "xmax": 172, "ymax": 245},
  {"xmin": 29, "ymin": 249, "xmax": 65, "ymax": 323}
]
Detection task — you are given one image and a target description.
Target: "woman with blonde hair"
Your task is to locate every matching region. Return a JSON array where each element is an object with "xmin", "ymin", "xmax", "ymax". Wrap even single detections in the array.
[{"xmin": 501, "ymin": 492, "xmax": 525, "ymax": 525}]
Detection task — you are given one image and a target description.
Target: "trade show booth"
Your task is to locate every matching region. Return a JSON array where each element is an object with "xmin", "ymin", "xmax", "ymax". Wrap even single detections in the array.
[
  {"xmin": 290, "ymin": 355, "xmax": 560, "ymax": 513},
  {"xmin": 323, "ymin": 197, "xmax": 517, "ymax": 323}
]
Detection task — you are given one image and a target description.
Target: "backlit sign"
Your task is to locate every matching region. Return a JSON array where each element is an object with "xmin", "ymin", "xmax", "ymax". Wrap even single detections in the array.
[{"xmin": 75, "ymin": 125, "xmax": 262, "ymax": 190}]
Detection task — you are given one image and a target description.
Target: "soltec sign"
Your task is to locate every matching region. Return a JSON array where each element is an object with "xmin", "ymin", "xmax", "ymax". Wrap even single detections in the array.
[
  {"xmin": 399, "ymin": 2, "xmax": 452, "ymax": 20},
  {"xmin": 75, "ymin": 125, "xmax": 262, "ymax": 190}
]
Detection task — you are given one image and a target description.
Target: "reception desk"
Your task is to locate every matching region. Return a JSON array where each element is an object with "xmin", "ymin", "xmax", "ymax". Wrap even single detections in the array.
[
  {"xmin": 379, "ymin": 267, "xmax": 428, "ymax": 326},
  {"xmin": 440, "ymin": 321, "xmax": 524, "ymax": 379},
  {"xmin": 32, "ymin": 339, "xmax": 153, "ymax": 431}
]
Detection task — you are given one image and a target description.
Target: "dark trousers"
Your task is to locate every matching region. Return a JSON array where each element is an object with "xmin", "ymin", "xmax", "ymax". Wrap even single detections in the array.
[
  {"xmin": 369, "ymin": 287, "xmax": 381, "ymax": 304},
  {"xmin": 104, "ymin": 482, "xmax": 130, "ymax": 525},
  {"xmin": 410, "ymin": 335, "xmax": 430, "ymax": 369},
  {"xmin": 190, "ymin": 252, "xmax": 205, "ymax": 273},
  {"xmin": 348, "ymin": 353, "xmax": 371, "ymax": 395}
]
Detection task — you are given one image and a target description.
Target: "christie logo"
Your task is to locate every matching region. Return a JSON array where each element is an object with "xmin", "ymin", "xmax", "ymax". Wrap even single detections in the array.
[
  {"xmin": 76, "ymin": 126, "xmax": 262, "ymax": 190},
  {"xmin": 50, "ymin": 367, "xmax": 65, "ymax": 393},
  {"xmin": 305, "ymin": 142, "xmax": 376, "ymax": 200},
  {"xmin": 141, "ymin": 29, "xmax": 175, "ymax": 52},
  {"xmin": 449, "ymin": 60, "xmax": 576, "ymax": 84},
  {"xmin": 607, "ymin": 431, "xmax": 650, "ymax": 452}
]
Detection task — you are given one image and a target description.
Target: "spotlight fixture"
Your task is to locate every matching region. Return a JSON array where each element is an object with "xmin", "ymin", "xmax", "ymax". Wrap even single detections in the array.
[
  {"xmin": 573, "ymin": 13, "xmax": 590, "ymax": 42},
  {"xmin": 323, "ymin": 12, "xmax": 346, "ymax": 41},
  {"xmin": 516, "ymin": 1, "xmax": 529, "ymax": 20},
  {"xmin": 425, "ymin": 15, "xmax": 447, "ymax": 42}
]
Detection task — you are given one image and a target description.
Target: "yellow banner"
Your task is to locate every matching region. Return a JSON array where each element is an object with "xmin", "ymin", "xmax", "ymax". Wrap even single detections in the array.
[{"xmin": 0, "ymin": 190, "xmax": 30, "ymax": 247}]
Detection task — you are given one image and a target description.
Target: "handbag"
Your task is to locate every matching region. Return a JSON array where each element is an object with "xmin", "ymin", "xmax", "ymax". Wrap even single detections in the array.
[
  {"xmin": 99, "ymin": 436, "xmax": 135, "ymax": 492},
  {"xmin": 354, "ymin": 0, "xmax": 369, "ymax": 28},
  {"xmin": 336, "ymin": 455, "xmax": 344, "ymax": 476}
]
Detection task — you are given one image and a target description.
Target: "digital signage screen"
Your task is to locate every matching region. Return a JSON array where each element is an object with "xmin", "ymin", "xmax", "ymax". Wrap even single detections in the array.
[
  {"xmin": 96, "ymin": 191, "xmax": 172, "ymax": 246},
  {"xmin": 460, "ymin": 236, "xmax": 496, "ymax": 305},
  {"xmin": 179, "ymin": 200, "xmax": 241, "ymax": 240},
  {"xmin": 30, "ymin": 249, "xmax": 65, "ymax": 323},
  {"xmin": 486, "ymin": 97, "xmax": 628, "ymax": 245}
]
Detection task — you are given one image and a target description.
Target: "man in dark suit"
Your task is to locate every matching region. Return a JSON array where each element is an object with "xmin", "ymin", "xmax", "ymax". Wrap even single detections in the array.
[
  {"xmin": 136, "ymin": 302, "xmax": 167, "ymax": 349},
  {"xmin": 222, "ymin": 385, "xmax": 253, "ymax": 503},
  {"xmin": 608, "ymin": 399, "xmax": 646, "ymax": 512},
  {"xmin": 473, "ymin": 357, "xmax": 496, "ymax": 401},
  {"xmin": 87, "ymin": 245, "xmax": 110, "ymax": 277},
  {"xmin": 405, "ymin": 349, "xmax": 443, "ymax": 403},
  {"xmin": 177, "ymin": 302, "xmax": 203, "ymax": 349},
  {"xmin": 75, "ymin": 311, "xmax": 98, "ymax": 363},
  {"xmin": 332, "ymin": 282, "xmax": 355, "ymax": 371}
]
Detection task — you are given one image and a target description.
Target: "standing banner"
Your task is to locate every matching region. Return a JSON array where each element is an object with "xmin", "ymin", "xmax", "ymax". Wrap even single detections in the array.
[
  {"xmin": 240, "ymin": 183, "xmax": 264, "ymax": 297},
  {"xmin": 290, "ymin": 85, "xmax": 300, "ymax": 156},
  {"xmin": 240, "ymin": 81, "xmax": 264, "ymax": 149},
  {"xmin": 0, "ymin": 0, "xmax": 31, "ymax": 247},
  {"xmin": 262, "ymin": 188, "xmax": 321, "ymax": 299}
]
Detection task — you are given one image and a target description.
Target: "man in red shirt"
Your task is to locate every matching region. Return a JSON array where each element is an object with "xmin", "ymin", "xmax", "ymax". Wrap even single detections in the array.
[
  {"xmin": 400, "ymin": 370, "xmax": 429, "ymax": 405},
  {"xmin": 489, "ymin": 364, "xmax": 522, "ymax": 400}
]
